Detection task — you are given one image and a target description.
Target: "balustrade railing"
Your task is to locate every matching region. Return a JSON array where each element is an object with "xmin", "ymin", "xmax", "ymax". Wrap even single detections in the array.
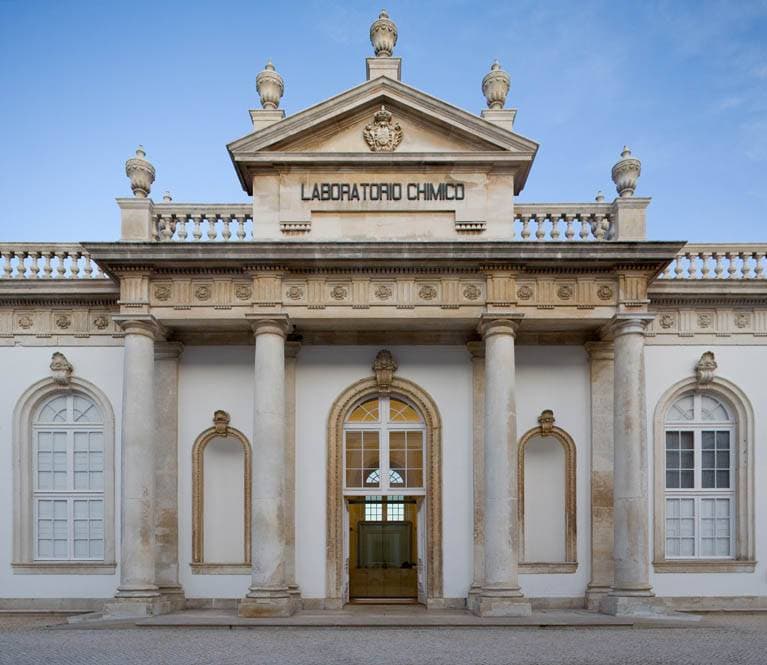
[
  {"xmin": 513, "ymin": 204, "xmax": 613, "ymax": 241},
  {"xmin": 0, "ymin": 245, "xmax": 104, "ymax": 279},
  {"xmin": 659, "ymin": 244, "xmax": 767, "ymax": 280},
  {"xmin": 153, "ymin": 204, "xmax": 253, "ymax": 242}
]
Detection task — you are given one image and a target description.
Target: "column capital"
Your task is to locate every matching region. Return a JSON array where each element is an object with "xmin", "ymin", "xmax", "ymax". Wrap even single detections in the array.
[
  {"xmin": 113, "ymin": 314, "xmax": 167, "ymax": 340},
  {"xmin": 246, "ymin": 314, "xmax": 291, "ymax": 338},
  {"xmin": 466, "ymin": 340, "xmax": 485, "ymax": 359},
  {"xmin": 477, "ymin": 313, "xmax": 524, "ymax": 339},
  {"xmin": 605, "ymin": 313, "xmax": 654, "ymax": 339},
  {"xmin": 154, "ymin": 341, "xmax": 184, "ymax": 360},
  {"xmin": 584, "ymin": 340, "xmax": 614, "ymax": 362}
]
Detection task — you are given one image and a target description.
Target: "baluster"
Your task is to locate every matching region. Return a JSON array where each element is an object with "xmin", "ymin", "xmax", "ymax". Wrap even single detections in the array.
[
  {"xmin": 756, "ymin": 252, "xmax": 765, "ymax": 279},
  {"xmin": 594, "ymin": 215, "xmax": 608, "ymax": 240},
  {"xmin": 42, "ymin": 252, "xmax": 53, "ymax": 279},
  {"xmin": 160, "ymin": 215, "xmax": 173, "ymax": 241},
  {"xmin": 70, "ymin": 252, "xmax": 81, "ymax": 279},
  {"xmin": 2, "ymin": 252, "xmax": 12, "ymax": 278},
  {"xmin": 564, "ymin": 214, "xmax": 574, "ymax": 241},
  {"xmin": 520, "ymin": 215, "xmax": 531, "ymax": 240},
  {"xmin": 712, "ymin": 253, "xmax": 724, "ymax": 278},
  {"xmin": 579, "ymin": 215, "xmax": 590, "ymax": 240},
  {"xmin": 207, "ymin": 213, "xmax": 218, "ymax": 240},
  {"xmin": 549, "ymin": 214, "xmax": 560, "ymax": 240},
  {"xmin": 56, "ymin": 252, "xmax": 67, "ymax": 278},
  {"xmin": 686, "ymin": 253, "xmax": 700, "ymax": 279},
  {"xmin": 29, "ymin": 252, "xmax": 41, "ymax": 279},
  {"xmin": 83, "ymin": 253, "xmax": 94, "ymax": 278},
  {"xmin": 534, "ymin": 215, "xmax": 545, "ymax": 240},
  {"xmin": 699, "ymin": 252, "xmax": 711, "ymax": 279},
  {"xmin": 236, "ymin": 215, "xmax": 247, "ymax": 241},
  {"xmin": 726, "ymin": 252, "xmax": 738, "ymax": 279},
  {"xmin": 191, "ymin": 215, "xmax": 202, "ymax": 241},
  {"xmin": 742, "ymin": 252, "xmax": 754, "ymax": 279},
  {"xmin": 176, "ymin": 214, "xmax": 188, "ymax": 241},
  {"xmin": 662, "ymin": 262, "xmax": 673, "ymax": 279},
  {"xmin": 222, "ymin": 215, "xmax": 233, "ymax": 241},
  {"xmin": 674, "ymin": 255, "xmax": 685, "ymax": 279}
]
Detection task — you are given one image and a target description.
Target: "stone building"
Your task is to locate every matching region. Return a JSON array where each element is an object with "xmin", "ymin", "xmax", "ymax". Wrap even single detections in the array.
[{"xmin": 1, "ymin": 12, "xmax": 765, "ymax": 618}]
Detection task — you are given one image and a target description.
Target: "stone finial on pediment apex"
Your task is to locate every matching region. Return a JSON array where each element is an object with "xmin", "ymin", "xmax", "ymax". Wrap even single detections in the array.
[
  {"xmin": 50, "ymin": 352, "xmax": 73, "ymax": 385},
  {"xmin": 482, "ymin": 60, "xmax": 510, "ymax": 110},
  {"xmin": 537, "ymin": 409, "xmax": 555, "ymax": 436},
  {"xmin": 370, "ymin": 10, "xmax": 397, "ymax": 57},
  {"xmin": 213, "ymin": 409, "xmax": 231, "ymax": 435},
  {"xmin": 373, "ymin": 349, "xmax": 398, "ymax": 392},
  {"xmin": 256, "ymin": 60, "xmax": 284, "ymax": 110},
  {"xmin": 695, "ymin": 351, "xmax": 717, "ymax": 388},
  {"xmin": 611, "ymin": 146, "xmax": 641, "ymax": 198}
]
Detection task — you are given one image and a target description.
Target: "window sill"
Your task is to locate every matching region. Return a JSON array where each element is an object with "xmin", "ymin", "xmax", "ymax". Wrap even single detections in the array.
[
  {"xmin": 190, "ymin": 563, "xmax": 251, "ymax": 575},
  {"xmin": 12, "ymin": 561, "xmax": 116, "ymax": 575},
  {"xmin": 519, "ymin": 562, "xmax": 578, "ymax": 574},
  {"xmin": 653, "ymin": 560, "xmax": 757, "ymax": 573}
]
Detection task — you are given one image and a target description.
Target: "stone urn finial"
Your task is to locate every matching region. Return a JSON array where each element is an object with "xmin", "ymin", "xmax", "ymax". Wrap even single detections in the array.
[
  {"xmin": 125, "ymin": 145, "xmax": 155, "ymax": 198},
  {"xmin": 595, "ymin": 190, "xmax": 605, "ymax": 203},
  {"xmin": 370, "ymin": 9, "xmax": 397, "ymax": 57},
  {"xmin": 162, "ymin": 190, "xmax": 172, "ymax": 202},
  {"xmin": 482, "ymin": 60, "xmax": 510, "ymax": 110},
  {"xmin": 373, "ymin": 349, "xmax": 398, "ymax": 392},
  {"xmin": 256, "ymin": 60, "xmax": 284, "ymax": 110},
  {"xmin": 611, "ymin": 146, "xmax": 641, "ymax": 198}
]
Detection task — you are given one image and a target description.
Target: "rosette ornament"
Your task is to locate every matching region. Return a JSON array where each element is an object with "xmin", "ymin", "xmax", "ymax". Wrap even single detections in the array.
[
  {"xmin": 125, "ymin": 146, "xmax": 155, "ymax": 198},
  {"xmin": 482, "ymin": 60, "xmax": 510, "ymax": 110},
  {"xmin": 256, "ymin": 60, "xmax": 284, "ymax": 110},
  {"xmin": 370, "ymin": 9, "xmax": 397, "ymax": 57},
  {"xmin": 611, "ymin": 146, "xmax": 642, "ymax": 198}
]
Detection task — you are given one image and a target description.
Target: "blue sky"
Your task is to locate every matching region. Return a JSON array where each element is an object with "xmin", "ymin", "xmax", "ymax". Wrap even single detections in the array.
[{"xmin": 0, "ymin": 0, "xmax": 765, "ymax": 242}]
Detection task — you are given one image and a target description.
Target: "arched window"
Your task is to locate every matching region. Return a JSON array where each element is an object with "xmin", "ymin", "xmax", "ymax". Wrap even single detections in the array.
[
  {"xmin": 664, "ymin": 393, "xmax": 735, "ymax": 559},
  {"xmin": 653, "ymin": 376, "xmax": 755, "ymax": 573},
  {"xmin": 13, "ymin": 377, "xmax": 116, "ymax": 573},
  {"xmin": 344, "ymin": 396, "xmax": 425, "ymax": 493}
]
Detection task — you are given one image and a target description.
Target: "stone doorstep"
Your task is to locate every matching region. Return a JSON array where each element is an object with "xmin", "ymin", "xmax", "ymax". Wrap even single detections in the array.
[{"xmin": 120, "ymin": 608, "xmax": 701, "ymax": 629}]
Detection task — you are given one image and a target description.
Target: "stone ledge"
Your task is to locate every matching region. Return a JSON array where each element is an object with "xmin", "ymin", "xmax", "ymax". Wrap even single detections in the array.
[
  {"xmin": 519, "ymin": 562, "xmax": 578, "ymax": 574},
  {"xmin": 653, "ymin": 560, "xmax": 757, "ymax": 574},
  {"xmin": 189, "ymin": 563, "xmax": 251, "ymax": 575},
  {"xmin": 11, "ymin": 562, "xmax": 117, "ymax": 575}
]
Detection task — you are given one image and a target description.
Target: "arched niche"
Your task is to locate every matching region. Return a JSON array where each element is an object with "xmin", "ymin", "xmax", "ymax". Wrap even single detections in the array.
[
  {"xmin": 191, "ymin": 410, "xmax": 252, "ymax": 572},
  {"xmin": 517, "ymin": 410, "xmax": 577, "ymax": 573}
]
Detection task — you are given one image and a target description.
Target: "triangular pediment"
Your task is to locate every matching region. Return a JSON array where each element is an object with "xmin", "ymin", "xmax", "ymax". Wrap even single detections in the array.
[{"xmin": 228, "ymin": 77, "xmax": 538, "ymax": 193}]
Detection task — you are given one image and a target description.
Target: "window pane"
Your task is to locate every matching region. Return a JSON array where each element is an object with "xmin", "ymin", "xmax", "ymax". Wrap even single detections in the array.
[
  {"xmin": 700, "ymin": 498, "xmax": 732, "ymax": 557},
  {"xmin": 701, "ymin": 395, "xmax": 731, "ymax": 422},
  {"xmin": 37, "ymin": 395, "xmax": 68, "ymax": 423},
  {"xmin": 666, "ymin": 498, "xmax": 695, "ymax": 558},
  {"xmin": 347, "ymin": 399, "xmax": 379, "ymax": 423},
  {"xmin": 406, "ymin": 469, "xmax": 423, "ymax": 488},
  {"xmin": 389, "ymin": 399, "xmax": 421, "ymax": 423},
  {"xmin": 73, "ymin": 395, "xmax": 101, "ymax": 423},
  {"xmin": 667, "ymin": 395, "xmax": 694, "ymax": 422}
]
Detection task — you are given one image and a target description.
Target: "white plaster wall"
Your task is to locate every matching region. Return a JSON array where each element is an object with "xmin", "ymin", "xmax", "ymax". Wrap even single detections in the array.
[
  {"xmin": 524, "ymin": 435, "xmax": 566, "ymax": 562},
  {"xmin": 516, "ymin": 346, "xmax": 591, "ymax": 597},
  {"xmin": 0, "ymin": 345, "xmax": 124, "ymax": 598},
  {"xmin": 178, "ymin": 346, "xmax": 254, "ymax": 598},
  {"xmin": 295, "ymin": 346, "xmax": 474, "ymax": 600},
  {"xmin": 646, "ymin": 345, "xmax": 767, "ymax": 598}
]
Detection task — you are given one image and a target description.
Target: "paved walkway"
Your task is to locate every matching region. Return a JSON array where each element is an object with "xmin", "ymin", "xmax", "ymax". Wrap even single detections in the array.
[{"xmin": 2, "ymin": 611, "xmax": 767, "ymax": 664}]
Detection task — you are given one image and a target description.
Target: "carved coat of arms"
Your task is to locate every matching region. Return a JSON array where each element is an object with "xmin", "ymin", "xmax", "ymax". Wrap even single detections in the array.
[{"xmin": 363, "ymin": 106, "xmax": 403, "ymax": 152}]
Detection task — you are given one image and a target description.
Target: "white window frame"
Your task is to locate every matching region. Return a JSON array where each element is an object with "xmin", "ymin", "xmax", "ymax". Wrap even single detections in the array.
[
  {"xmin": 664, "ymin": 393, "xmax": 736, "ymax": 560},
  {"xmin": 13, "ymin": 378, "xmax": 116, "ymax": 574},
  {"xmin": 653, "ymin": 377, "xmax": 755, "ymax": 573},
  {"xmin": 343, "ymin": 395, "xmax": 426, "ymax": 498}
]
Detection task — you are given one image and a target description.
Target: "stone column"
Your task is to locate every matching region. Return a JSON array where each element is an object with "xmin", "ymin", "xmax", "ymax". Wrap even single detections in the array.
[
  {"xmin": 476, "ymin": 315, "xmax": 530, "ymax": 617},
  {"xmin": 601, "ymin": 314, "xmax": 656, "ymax": 615},
  {"xmin": 153, "ymin": 341, "xmax": 185, "ymax": 610},
  {"xmin": 107, "ymin": 315, "xmax": 166, "ymax": 617},
  {"xmin": 466, "ymin": 340, "xmax": 485, "ymax": 613},
  {"xmin": 584, "ymin": 341, "xmax": 614, "ymax": 609},
  {"xmin": 285, "ymin": 339, "xmax": 301, "ymax": 602},
  {"xmin": 239, "ymin": 316, "xmax": 296, "ymax": 617}
]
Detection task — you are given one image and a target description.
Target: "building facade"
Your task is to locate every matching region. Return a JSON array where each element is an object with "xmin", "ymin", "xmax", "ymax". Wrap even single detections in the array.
[{"xmin": 1, "ymin": 12, "xmax": 766, "ymax": 617}]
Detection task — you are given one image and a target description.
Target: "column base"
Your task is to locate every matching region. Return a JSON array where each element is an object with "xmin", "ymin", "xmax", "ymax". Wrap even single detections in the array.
[
  {"xmin": 585, "ymin": 584, "xmax": 611, "ymax": 610},
  {"xmin": 474, "ymin": 587, "xmax": 531, "ymax": 617},
  {"xmin": 157, "ymin": 585, "xmax": 186, "ymax": 612},
  {"xmin": 104, "ymin": 595, "xmax": 171, "ymax": 618},
  {"xmin": 238, "ymin": 587, "xmax": 298, "ymax": 618},
  {"xmin": 599, "ymin": 588, "xmax": 660, "ymax": 616},
  {"xmin": 467, "ymin": 584, "xmax": 482, "ymax": 614}
]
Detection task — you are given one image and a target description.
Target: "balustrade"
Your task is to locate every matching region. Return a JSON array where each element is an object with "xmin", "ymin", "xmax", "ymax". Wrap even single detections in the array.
[
  {"xmin": 659, "ymin": 244, "xmax": 767, "ymax": 280},
  {"xmin": 513, "ymin": 204, "xmax": 613, "ymax": 241},
  {"xmin": 0, "ymin": 245, "xmax": 103, "ymax": 279},
  {"xmin": 153, "ymin": 204, "xmax": 253, "ymax": 242}
]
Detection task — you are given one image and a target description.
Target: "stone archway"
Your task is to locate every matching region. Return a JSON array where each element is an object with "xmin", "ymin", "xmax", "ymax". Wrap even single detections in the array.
[{"xmin": 326, "ymin": 350, "xmax": 443, "ymax": 607}]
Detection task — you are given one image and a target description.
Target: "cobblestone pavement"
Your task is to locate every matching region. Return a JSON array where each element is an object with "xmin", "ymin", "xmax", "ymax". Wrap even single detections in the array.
[{"xmin": 1, "ymin": 613, "xmax": 767, "ymax": 665}]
